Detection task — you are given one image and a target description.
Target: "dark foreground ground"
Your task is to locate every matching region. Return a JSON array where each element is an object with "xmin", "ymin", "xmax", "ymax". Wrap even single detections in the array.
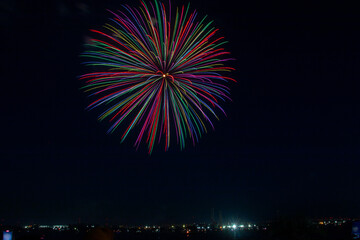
[{"xmin": 8, "ymin": 223, "xmax": 355, "ymax": 240}]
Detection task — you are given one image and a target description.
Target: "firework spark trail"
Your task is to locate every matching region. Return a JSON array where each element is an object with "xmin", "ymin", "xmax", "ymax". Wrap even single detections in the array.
[{"xmin": 80, "ymin": 0, "xmax": 235, "ymax": 154}]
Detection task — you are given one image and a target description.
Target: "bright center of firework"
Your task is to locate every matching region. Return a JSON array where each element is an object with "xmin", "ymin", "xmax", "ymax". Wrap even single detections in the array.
[{"xmin": 159, "ymin": 72, "xmax": 172, "ymax": 81}]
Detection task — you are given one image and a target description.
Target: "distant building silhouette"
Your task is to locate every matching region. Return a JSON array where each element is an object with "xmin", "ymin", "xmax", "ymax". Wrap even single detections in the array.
[
  {"xmin": 219, "ymin": 210, "xmax": 223, "ymax": 226},
  {"xmin": 211, "ymin": 208, "xmax": 215, "ymax": 224}
]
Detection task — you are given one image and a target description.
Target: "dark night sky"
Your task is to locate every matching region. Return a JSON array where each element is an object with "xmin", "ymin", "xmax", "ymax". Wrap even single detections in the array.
[{"xmin": 1, "ymin": 0, "xmax": 360, "ymax": 225}]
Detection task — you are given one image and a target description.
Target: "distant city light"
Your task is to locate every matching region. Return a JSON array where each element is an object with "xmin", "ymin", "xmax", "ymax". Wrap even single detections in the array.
[
  {"xmin": 3, "ymin": 231, "xmax": 12, "ymax": 240},
  {"xmin": 39, "ymin": 225, "xmax": 50, "ymax": 229}
]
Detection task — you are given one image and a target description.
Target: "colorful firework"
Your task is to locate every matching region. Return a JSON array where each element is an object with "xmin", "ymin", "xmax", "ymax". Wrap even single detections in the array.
[{"xmin": 80, "ymin": 0, "xmax": 235, "ymax": 154}]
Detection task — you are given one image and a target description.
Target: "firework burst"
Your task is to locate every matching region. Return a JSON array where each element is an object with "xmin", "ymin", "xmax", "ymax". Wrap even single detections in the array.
[{"xmin": 80, "ymin": 0, "xmax": 235, "ymax": 154}]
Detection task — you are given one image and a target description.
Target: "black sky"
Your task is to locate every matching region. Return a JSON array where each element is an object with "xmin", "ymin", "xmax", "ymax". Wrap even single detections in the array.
[{"xmin": 1, "ymin": 0, "xmax": 360, "ymax": 225}]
